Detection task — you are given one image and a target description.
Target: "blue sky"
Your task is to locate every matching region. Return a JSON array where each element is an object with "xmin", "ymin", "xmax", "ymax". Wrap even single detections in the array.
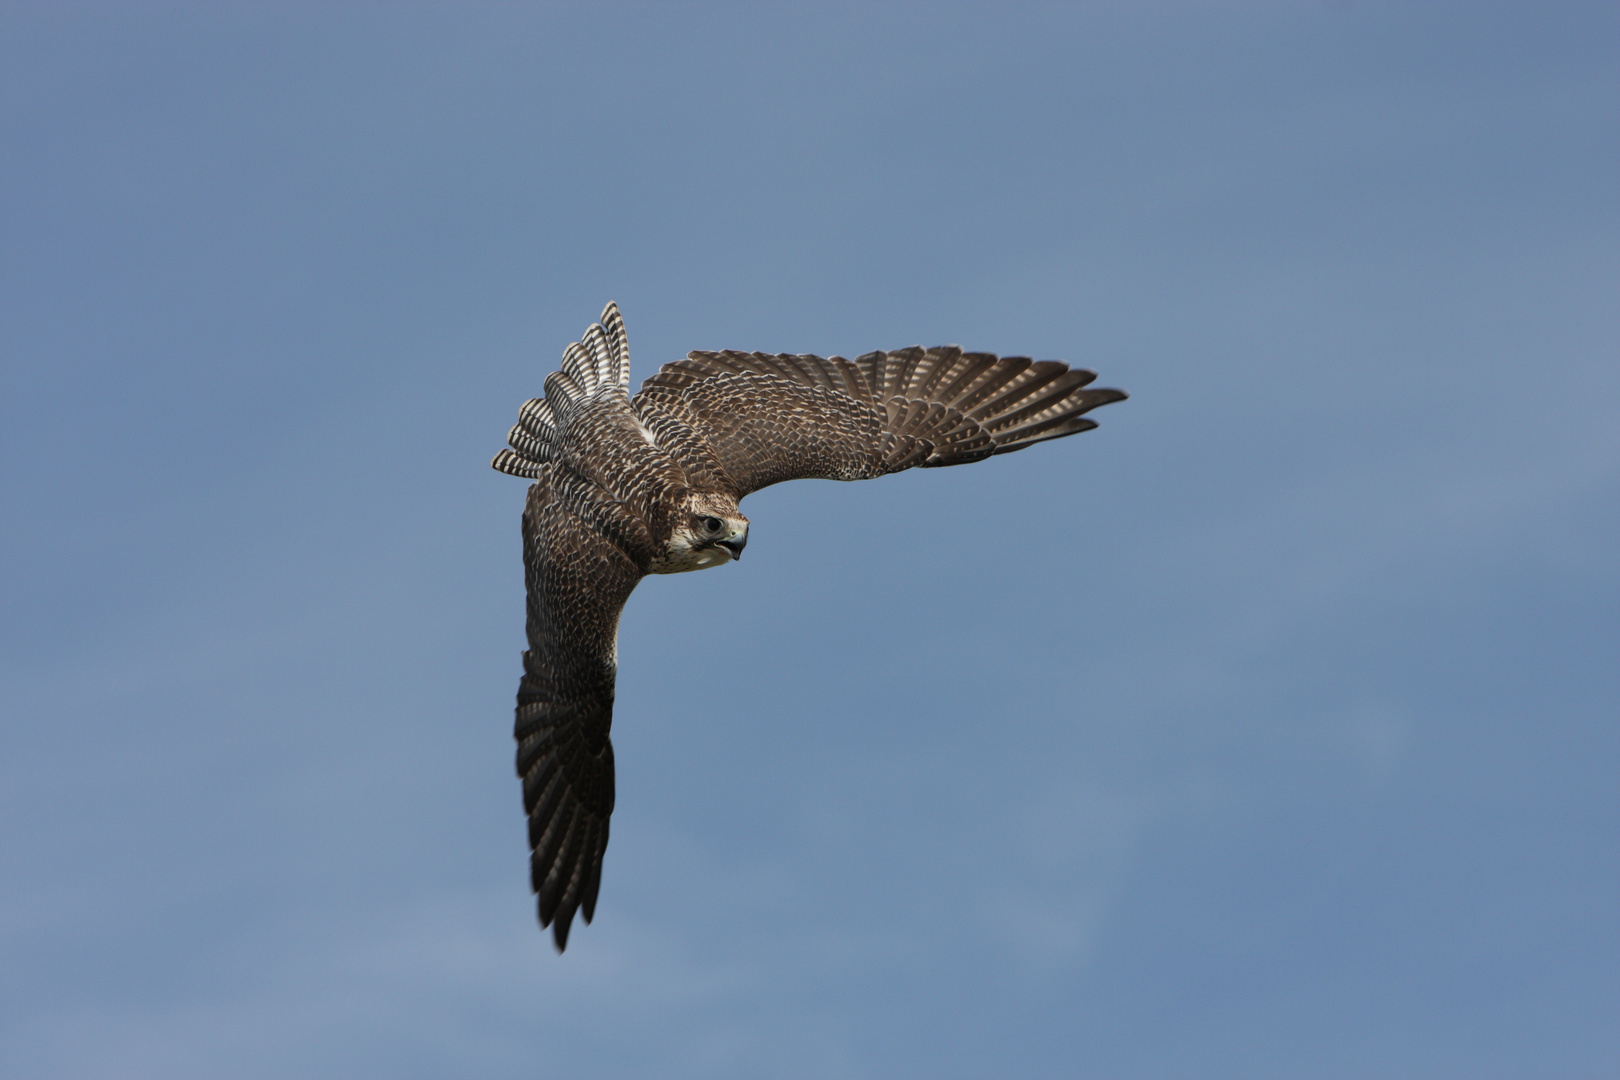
[{"xmin": 2, "ymin": 3, "xmax": 1616, "ymax": 1077}]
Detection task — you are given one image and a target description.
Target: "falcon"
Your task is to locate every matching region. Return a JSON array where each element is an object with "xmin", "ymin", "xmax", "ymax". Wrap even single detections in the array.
[{"xmin": 491, "ymin": 302, "xmax": 1127, "ymax": 950}]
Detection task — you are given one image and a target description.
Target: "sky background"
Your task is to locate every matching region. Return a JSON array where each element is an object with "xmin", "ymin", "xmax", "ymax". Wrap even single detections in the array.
[{"xmin": 2, "ymin": 2, "xmax": 1616, "ymax": 1077}]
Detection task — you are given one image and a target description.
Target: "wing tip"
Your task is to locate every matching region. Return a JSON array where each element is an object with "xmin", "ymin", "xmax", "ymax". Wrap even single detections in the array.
[{"xmin": 550, "ymin": 909, "xmax": 573, "ymax": 952}]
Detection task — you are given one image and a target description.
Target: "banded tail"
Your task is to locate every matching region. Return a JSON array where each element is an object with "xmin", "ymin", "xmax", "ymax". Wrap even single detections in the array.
[{"xmin": 492, "ymin": 302, "xmax": 632, "ymax": 479}]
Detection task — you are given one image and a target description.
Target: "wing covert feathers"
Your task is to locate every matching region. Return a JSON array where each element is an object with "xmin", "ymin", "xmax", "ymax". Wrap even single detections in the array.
[{"xmin": 634, "ymin": 344, "xmax": 1125, "ymax": 495}]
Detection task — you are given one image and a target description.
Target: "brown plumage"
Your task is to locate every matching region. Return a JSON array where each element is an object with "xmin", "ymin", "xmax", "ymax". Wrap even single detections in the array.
[{"xmin": 492, "ymin": 302, "xmax": 1127, "ymax": 950}]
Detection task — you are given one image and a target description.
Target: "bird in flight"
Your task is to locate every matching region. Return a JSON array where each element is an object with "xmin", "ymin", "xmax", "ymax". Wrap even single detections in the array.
[{"xmin": 492, "ymin": 302, "xmax": 1127, "ymax": 950}]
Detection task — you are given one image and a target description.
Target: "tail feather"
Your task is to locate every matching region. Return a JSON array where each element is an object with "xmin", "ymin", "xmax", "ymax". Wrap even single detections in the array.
[
  {"xmin": 546, "ymin": 369, "xmax": 589, "ymax": 413},
  {"xmin": 504, "ymin": 424, "xmax": 552, "ymax": 464},
  {"xmin": 492, "ymin": 448, "xmax": 546, "ymax": 478},
  {"xmin": 493, "ymin": 303, "xmax": 633, "ymax": 477},
  {"xmin": 516, "ymin": 396, "xmax": 557, "ymax": 438},
  {"xmin": 559, "ymin": 340, "xmax": 597, "ymax": 395},
  {"xmin": 582, "ymin": 323, "xmax": 616, "ymax": 388},
  {"xmin": 599, "ymin": 302, "xmax": 630, "ymax": 388}
]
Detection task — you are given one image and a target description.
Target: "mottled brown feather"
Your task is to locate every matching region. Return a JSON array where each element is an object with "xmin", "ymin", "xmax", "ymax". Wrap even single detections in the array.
[
  {"xmin": 632, "ymin": 344, "xmax": 1125, "ymax": 491},
  {"xmin": 514, "ymin": 467, "xmax": 641, "ymax": 951},
  {"xmin": 494, "ymin": 303, "xmax": 1126, "ymax": 951}
]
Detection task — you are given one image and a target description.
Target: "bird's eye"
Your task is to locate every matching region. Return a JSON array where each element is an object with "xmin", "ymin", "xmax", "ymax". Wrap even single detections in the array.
[{"xmin": 701, "ymin": 517, "xmax": 724, "ymax": 535}]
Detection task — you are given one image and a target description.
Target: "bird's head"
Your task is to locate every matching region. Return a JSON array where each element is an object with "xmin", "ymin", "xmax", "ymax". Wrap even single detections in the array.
[{"xmin": 657, "ymin": 492, "xmax": 749, "ymax": 573}]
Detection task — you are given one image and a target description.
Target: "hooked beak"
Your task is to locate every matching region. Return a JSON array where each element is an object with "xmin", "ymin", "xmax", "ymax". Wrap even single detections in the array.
[{"xmin": 717, "ymin": 525, "xmax": 748, "ymax": 561}]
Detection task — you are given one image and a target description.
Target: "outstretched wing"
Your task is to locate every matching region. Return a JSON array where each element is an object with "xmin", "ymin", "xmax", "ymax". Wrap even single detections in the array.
[
  {"xmin": 632, "ymin": 346, "xmax": 1126, "ymax": 497},
  {"xmin": 515, "ymin": 467, "xmax": 643, "ymax": 951}
]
